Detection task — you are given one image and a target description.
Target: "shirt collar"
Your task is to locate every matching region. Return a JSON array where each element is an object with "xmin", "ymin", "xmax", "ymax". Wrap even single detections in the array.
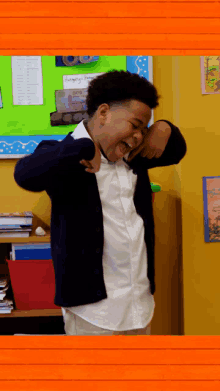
[
  {"xmin": 72, "ymin": 120, "xmax": 130, "ymax": 167},
  {"xmin": 72, "ymin": 120, "xmax": 92, "ymax": 141}
]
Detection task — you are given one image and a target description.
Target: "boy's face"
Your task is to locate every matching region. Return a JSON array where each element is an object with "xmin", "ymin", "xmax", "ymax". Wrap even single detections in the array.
[{"xmin": 95, "ymin": 99, "xmax": 152, "ymax": 162}]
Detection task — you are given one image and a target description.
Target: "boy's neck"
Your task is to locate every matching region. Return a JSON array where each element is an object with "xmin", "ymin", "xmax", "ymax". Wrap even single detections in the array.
[
  {"xmin": 84, "ymin": 119, "xmax": 94, "ymax": 140},
  {"xmin": 84, "ymin": 119, "xmax": 110, "ymax": 162}
]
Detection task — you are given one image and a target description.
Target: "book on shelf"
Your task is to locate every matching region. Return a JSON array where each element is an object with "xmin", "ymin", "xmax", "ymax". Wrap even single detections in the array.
[
  {"xmin": 0, "ymin": 225, "xmax": 32, "ymax": 238},
  {"xmin": 0, "ymin": 212, "xmax": 34, "ymax": 237},
  {"xmin": 0, "ymin": 307, "xmax": 13, "ymax": 314},
  {"xmin": 0, "ymin": 279, "xmax": 14, "ymax": 313},
  {"xmin": 0, "ymin": 286, "xmax": 8, "ymax": 295},
  {"xmin": 0, "ymin": 225, "xmax": 32, "ymax": 232},
  {"xmin": 0, "ymin": 278, "xmax": 8, "ymax": 288},
  {"xmin": 0, "ymin": 310, "xmax": 12, "ymax": 314},
  {"xmin": 0, "ymin": 279, "xmax": 9, "ymax": 301},
  {"xmin": 0, "ymin": 299, "xmax": 13, "ymax": 313},
  {"xmin": 0, "ymin": 212, "xmax": 33, "ymax": 226},
  {"xmin": 0, "ymin": 232, "xmax": 30, "ymax": 238},
  {"xmin": 0, "ymin": 299, "xmax": 13, "ymax": 307},
  {"xmin": 11, "ymin": 243, "xmax": 51, "ymax": 260},
  {"xmin": 0, "ymin": 308, "xmax": 13, "ymax": 314},
  {"xmin": 0, "ymin": 291, "xmax": 7, "ymax": 300}
]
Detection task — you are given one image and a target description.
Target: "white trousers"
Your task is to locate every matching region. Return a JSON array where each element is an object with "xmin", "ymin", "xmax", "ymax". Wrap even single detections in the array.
[{"xmin": 62, "ymin": 309, "xmax": 151, "ymax": 336}]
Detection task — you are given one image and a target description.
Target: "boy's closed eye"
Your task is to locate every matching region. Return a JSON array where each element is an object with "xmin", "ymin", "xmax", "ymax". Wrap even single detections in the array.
[{"xmin": 131, "ymin": 122, "xmax": 149, "ymax": 132}]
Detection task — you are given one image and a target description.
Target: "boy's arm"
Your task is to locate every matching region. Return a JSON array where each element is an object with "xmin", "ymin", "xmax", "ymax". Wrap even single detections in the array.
[
  {"xmin": 144, "ymin": 120, "xmax": 186, "ymax": 169},
  {"xmin": 128, "ymin": 120, "xmax": 187, "ymax": 169},
  {"xmin": 14, "ymin": 133, "xmax": 95, "ymax": 192}
]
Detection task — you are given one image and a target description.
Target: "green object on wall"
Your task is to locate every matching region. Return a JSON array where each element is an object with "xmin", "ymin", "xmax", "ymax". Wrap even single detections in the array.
[
  {"xmin": 0, "ymin": 56, "xmax": 126, "ymax": 136},
  {"xmin": 150, "ymin": 183, "xmax": 161, "ymax": 193}
]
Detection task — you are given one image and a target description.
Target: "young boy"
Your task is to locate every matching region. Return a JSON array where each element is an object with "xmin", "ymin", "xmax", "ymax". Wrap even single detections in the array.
[{"xmin": 14, "ymin": 70, "xmax": 187, "ymax": 336}]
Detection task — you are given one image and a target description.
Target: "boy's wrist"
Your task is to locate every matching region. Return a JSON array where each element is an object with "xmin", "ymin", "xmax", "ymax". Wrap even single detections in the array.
[{"xmin": 155, "ymin": 121, "xmax": 172, "ymax": 138}]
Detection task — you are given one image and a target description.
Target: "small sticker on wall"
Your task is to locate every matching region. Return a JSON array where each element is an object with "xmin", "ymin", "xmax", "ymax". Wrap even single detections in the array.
[{"xmin": 201, "ymin": 56, "xmax": 220, "ymax": 94}]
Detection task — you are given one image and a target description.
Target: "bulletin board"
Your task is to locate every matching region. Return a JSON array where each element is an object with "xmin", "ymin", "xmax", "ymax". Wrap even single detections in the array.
[{"xmin": 0, "ymin": 56, "xmax": 152, "ymax": 158}]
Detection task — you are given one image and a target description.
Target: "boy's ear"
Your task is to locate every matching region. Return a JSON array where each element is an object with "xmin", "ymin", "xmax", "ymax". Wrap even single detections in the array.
[{"xmin": 98, "ymin": 103, "xmax": 110, "ymax": 125}]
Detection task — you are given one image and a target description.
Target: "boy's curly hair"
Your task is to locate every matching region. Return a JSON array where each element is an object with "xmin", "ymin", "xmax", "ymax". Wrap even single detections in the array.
[{"xmin": 86, "ymin": 70, "xmax": 160, "ymax": 117}]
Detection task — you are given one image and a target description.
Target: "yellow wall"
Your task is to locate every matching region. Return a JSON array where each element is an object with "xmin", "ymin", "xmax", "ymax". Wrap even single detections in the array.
[
  {"xmin": 177, "ymin": 56, "xmax": 220, "ymax": 335},
  {"xmin": 153, "ymin": 56, "xmax": 220, "ymax": 336},
  {"xmin": 0, "ymin": 159, "xmax": 51, "ymax": 227},
  {"xmin": 151, "ymin": 57, "xmax": 184, "ymax": 335},
  {"xmin": 1, "ymin": 57, "xmax": 196, "ymax": 335}
]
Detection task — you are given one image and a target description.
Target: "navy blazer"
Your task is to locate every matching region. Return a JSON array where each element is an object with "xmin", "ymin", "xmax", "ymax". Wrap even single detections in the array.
[{"xmin": 14, "ymin": 120, "xmax": 187, "ymax": 307}]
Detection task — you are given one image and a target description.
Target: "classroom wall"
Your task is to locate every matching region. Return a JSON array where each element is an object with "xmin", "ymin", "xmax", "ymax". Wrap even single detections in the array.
[
  {"xmin": 1, "ymin": 56, "xmax": 185, "ymax": 335},
  {"xmin": 177, "ymin": 56, "xmax": 220, "ymax": 335},
  {"xmin": 150, "ymin": 57, "xmax": 184, "ymax": 335},
  {"xmin": 153, "ymin": 56, "xmax": 220, "ymax": 336}
]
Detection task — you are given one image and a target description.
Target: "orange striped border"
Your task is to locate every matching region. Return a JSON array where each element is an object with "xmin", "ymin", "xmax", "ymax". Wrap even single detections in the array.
[
  {"xmin": 0, "ymin": 0, "xmax": 220, "ymax": 54},
  {"xmin": 1, "ymin": 1, "xmax": 220, "ymax": 390},
  {"xmin": 0, "ymin": 336, "xmax": 220, "ymax": 390}
]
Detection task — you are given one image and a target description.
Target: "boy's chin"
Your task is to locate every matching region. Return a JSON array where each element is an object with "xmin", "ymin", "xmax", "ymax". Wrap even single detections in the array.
[
  {"xmin": 107, "ymin": 155, "xmax": 118, "ymax": 163},
  {"xmin": 114, "ymin": 152, "xmax": 130, "ymax": 161},
  {"xmin": 107, "ymin": 151, "xmax": 130, "ymax": 163},
  {"xmin": 102, "ymin": 145, "xmax": 130, "ymax": 163}
]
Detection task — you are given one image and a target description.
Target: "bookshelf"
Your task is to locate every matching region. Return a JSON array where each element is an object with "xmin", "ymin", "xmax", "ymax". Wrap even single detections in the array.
[
  {"xmin": 0, "ymin": 216, "xmax": 62, "ymax": 318},
  {"xmin": 0, "ymin": 308, "xmax": 62, "ymax": 318},
  {"xmin": 0, "ymin": 231, "xmax": 51, "ymax": 244},
  {"xmin": 0, "ymin": 214, "xmax": 51, "ymax": 243}
]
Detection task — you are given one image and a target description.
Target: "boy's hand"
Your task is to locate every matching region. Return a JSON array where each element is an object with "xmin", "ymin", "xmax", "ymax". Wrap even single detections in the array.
[
  {"xmin": 127, "ymin": 121, "xmax": 172, "ymax": 162},
  {"xmin": 79, "ymin": 141, "xmax": 101, "ymax": 173}
]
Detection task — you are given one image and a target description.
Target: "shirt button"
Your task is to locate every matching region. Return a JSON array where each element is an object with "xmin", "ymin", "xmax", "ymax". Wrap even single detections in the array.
[
  {"xmin": 96, "ymin": 227, "xmax": 100, "ymax": 232},
  {"xmin": 96, "ymin": 206, "xmax": 100, "ymax": 212},
  {"xmin": 97, "ymin": 290, "xmax": 102, "ymax": 296},
  {"xmin": 96, "ymin": 248, "xmax": 100, "ymax": 254},
  {"xmin": 94, "ymin": 269, "xmax": 99, "ymax": 274}
]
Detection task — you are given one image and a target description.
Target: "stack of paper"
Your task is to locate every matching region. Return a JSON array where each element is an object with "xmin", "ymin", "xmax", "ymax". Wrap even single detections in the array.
[
  {"xmin": 0, "ymin": 212, "xmax": 33, "ymax": 238},
  {"xmin": 0, "ymin": 278, "xmax": 14, "ymax": 313}
]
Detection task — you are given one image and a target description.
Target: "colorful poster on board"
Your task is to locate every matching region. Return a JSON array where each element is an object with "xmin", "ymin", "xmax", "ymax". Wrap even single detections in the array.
[
  {"xmin": 55, "ymin": 89, "xmax": 87, "ymax": 113},
  {"xmin": 203, "ymin": 176, "xmax": 220, "ymax": 242},
  {"xmin": 201, "ymin": 56, "xmax": 220, "ymax": 94}
]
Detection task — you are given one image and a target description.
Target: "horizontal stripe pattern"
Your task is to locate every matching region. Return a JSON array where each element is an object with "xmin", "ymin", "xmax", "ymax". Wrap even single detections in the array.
[
  {"xmin": 0, "ymin": 1, "xmax": 219, "ymax": 53},
  {"xmin": 0, "ymin": 337, "xmax": 220, "ymax": 389}
]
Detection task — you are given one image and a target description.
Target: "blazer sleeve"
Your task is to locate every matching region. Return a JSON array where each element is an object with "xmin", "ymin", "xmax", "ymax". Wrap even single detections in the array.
[
  {"xmin": 138, "ymin": 120, "xmax": 187, "ymax": 169},
  {"xmin": 14, "ymin": 133, "xmax": 95, "ymax": 192}
]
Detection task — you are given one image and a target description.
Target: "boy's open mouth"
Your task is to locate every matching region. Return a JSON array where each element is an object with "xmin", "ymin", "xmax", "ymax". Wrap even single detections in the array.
[
  {"xmin": 112, "ymin": 140, "xmax": 134, "ymax": 160},
  {"xmin": 118, "ymin": 141, "xmax": 133, "ymax": 155}
]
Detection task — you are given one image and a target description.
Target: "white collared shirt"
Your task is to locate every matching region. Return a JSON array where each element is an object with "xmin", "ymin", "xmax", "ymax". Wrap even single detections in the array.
[{"xmin": 62, "ymin": 120, "xmax": 155, "ymax": 331}]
